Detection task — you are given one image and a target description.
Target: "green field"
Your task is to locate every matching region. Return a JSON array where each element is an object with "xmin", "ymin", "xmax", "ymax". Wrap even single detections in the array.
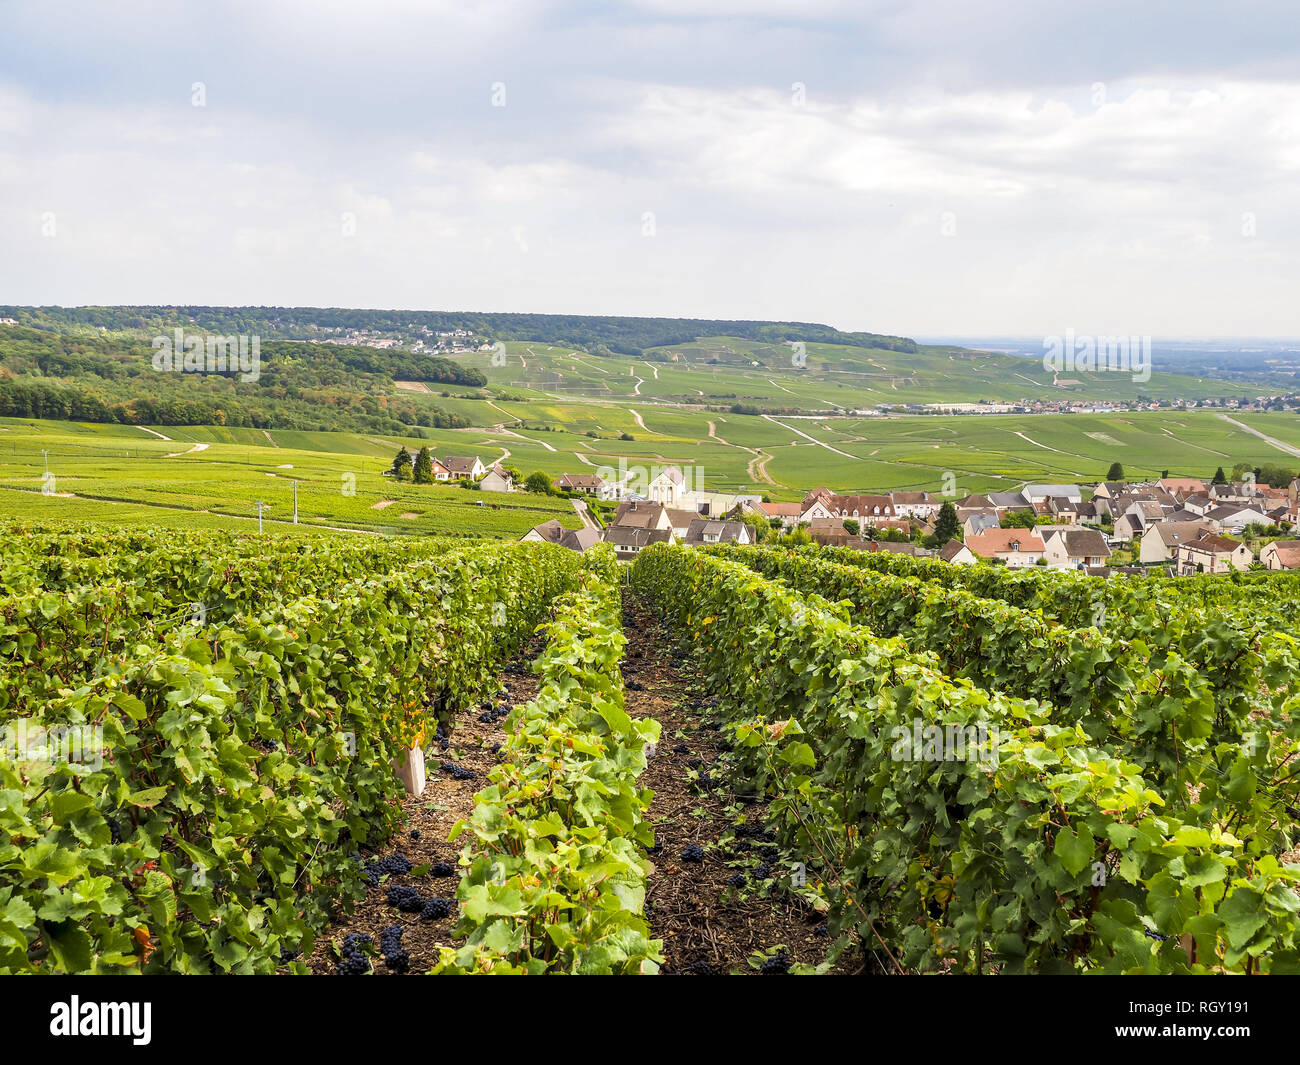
[
  {"xmin": 0, "ymin": 419, "xmax": 586, "ymax": 538},
  {"xmin": 4, "ymin": 406, "xmax": 1299, "ymax": 533}
]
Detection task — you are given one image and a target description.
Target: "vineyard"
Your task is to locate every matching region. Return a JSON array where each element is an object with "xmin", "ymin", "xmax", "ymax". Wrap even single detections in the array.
[{"xmin": 3, "ymin": 520, "xmax": 1299, "ymax": 975}]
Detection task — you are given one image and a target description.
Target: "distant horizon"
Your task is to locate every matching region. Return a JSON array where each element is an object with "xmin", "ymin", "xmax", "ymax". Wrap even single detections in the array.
[{"xmin": 5, "ymin": 304, "xmax": 1300, "ymax": 347}]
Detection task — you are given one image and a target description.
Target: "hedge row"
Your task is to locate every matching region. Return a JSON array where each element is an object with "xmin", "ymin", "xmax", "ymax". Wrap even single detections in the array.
[
  {"xmin": 433, "ymin": 566, "xmax": 662, "ymax": 974},
  {"xmin": 0, "ymin": 540, "xmax": 582, "ymax": 973},
  {"xmin": 632, "ymin": 544, "xmax": 1300, "ymax": 974}
]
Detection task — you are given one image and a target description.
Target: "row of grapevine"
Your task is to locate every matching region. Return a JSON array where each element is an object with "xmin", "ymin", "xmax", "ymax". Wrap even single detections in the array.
[
  {"xmin": 631, "ymin": 544, "xmax": 1300, "ymax": 973},
  {"xmin": 431, "ymin": 563, "xmax": 662, "ymax": 974},
  {"xmin": 0, "ymin": 539, "xmax": 583, "ymax": 973},
  {"xmin": 711, "ymin": 544, "xmax": 1300, "ymax": 800}
]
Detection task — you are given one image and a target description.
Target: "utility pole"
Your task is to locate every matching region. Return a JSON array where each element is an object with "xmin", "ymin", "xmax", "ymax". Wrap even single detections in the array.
[{"xmin": 293, "ymin": 480, "xmax": 299, "ymax": 524}]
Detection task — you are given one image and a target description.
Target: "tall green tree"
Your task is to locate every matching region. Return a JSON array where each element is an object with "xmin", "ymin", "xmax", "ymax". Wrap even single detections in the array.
[
  {"xmin": 391, "ymin": 447, "xmax": 412, "ymax": 481},
  {"xmin": 1212, "ymin": 466, "xmax": 1227, "ymax": 484},
  {"xmin": 932, "ymin": 501, "xmax": 960, "ymax": 542},
  {"xmin": 412, "ymin": 446, "xmax": 434, "ymax": 484},
  {"xmin": 525, "ymin": 471, "xmax": 553, "ymax": 495},
  {"xmin": 1106, "ymin": 462, "xmax": 1124, "ymax": 481}
]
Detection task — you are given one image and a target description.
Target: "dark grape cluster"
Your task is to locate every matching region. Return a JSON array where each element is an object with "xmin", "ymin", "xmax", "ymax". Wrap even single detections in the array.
[
  {"xmin": 420, "ymin": 897, "xmax": 454, "ymax": 921},
  {"xmin": 279, "ymin": 947, "xmax": 300, "ymax": 963},
  {"xmin": 477, "ymin": 704, "xmax": 509, "ymax": 724},
  {"xmin": 683, "ymin": 959, "xmax": 721, "ymax": 976},
  {"xmin": 337, "ymin": 932, "xmax": 372, "ymax": 976},
  {"xmin": 672, "ymin": 743, "xmax": 689, "ymax": 755},
  {"xmin": 379, "ymin": 925, "xmax": 408, "ymax": 973},
  {"xmin": 754, "ymin": 862, "xmax": 772, "ymax": 881},
  {"xmin": 441, "ymin": 761, "xmax": 477, "ymax": 781},
  {"xmin": 680, "ymin": 843, "xmax": 705, "ymax": 863},
  {"xmin": 728, "ymin": 872, "xmax": 746, "ymax": 888},
  {"xmin": 409, "ymin": 829, "xmax": 421, "ymax": 840},
  {"xmin": 362, "ymin": 853, "xmax": 413, "ymax": 887},
  {"xmin": 759, "ymin": 951, "xmax": 791, "ymax": 975},
  {"xmin": 386, "ymin": 885, "xmax": 425, "ymax": 912},
  {"xmin": 429, "ymin": 861, "xmax": 456, "ymax": 879},
  {"xmin": 1144, "ymin": 929, "xmax": 1173, "ymax": 942},
  {"xmin": 626, "ymin": 679, "xmax": 645, "ymax": 691},
  {"xmin": 646, "ymin": 840, "xmax": 662, "ymax": 855},
  {"xmin": 106, "ymin": 817, "xmax": 122, "ymax": 844},
  {"xmin": 812, "ymin": 924, "xmax": 830, "ymax": 938}
]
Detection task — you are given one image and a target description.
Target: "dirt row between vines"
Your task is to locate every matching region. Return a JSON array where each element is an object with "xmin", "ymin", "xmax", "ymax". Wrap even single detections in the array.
[
  {"xmin": 303, "ymin": 636, "xmax": 545, "ymax": 974},
  {"xmin": 303, "ymin": 590, "xmax": 848, "ymax": 975},
  {"xmin": 623, "ymin": 589, "xmax": 843, "ymax": 974}
]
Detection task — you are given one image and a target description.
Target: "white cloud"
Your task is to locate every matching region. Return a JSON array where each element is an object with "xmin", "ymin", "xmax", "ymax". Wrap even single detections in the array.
[{"xmin": 0, "ymin": 4, "xmax": 1297, "ymax": 337}]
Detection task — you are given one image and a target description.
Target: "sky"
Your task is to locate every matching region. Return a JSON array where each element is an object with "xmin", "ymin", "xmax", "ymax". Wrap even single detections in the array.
[{"xmin": 1, "ymin": 0, "xmax": 1298, "ymax": 337}]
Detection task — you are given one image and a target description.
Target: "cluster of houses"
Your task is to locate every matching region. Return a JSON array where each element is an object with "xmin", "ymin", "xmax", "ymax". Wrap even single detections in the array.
[
  {"xmin": 522, "ymin": 465, "xmax": 761, "ymax": 557},
  {"xmin": 949, "ymin": 477, "xmax": 1299, "ymax": 574},
  {"xmin": 391, "ymin": 452, "xmax": 517, "ymax": 492},
  {"xmin": 506, "ymin": 458, "xmax": 1300, "ymax": 575}
]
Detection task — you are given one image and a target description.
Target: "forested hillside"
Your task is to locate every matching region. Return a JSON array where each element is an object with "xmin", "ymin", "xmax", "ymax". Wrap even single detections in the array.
[{"xmin": 0, "ymin": 327, "xmax": 480, "ymax": 434}]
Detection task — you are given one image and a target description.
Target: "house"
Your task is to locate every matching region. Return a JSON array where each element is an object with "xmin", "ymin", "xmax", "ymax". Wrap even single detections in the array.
[
  {"xmin": 1139, "ymin": 521, "xmax": 1214, "ymax": 564},
  {"xmin": 1110, "ymin": 514, "xmax": 1142, "ymax": 542},
  {"xmin": 889, "ymin": 491, "xmax": 941, "ymax": 520},
  {"xmin": 601, "ymin": 526, "xmax": 673, "ymax": 559},
  {"xmin": 1077, "ymin": 500, "xmax": 1108, "ymax": 523},
  {"xmin": 1022, "ymin": 484, "xmax": 1082, "ymax": 504},
  {"xmin": 754, "ymin": 501, "xmax": 804, "ymax": 529},
  {"xmin": 807, "ymin": 517, "xmax": 861, "ymax": 548},
  {"xmin": 1121, "ymin": 499, "xmax": 1169, "ymax": 530},
  {"xmin": 1091, "ymin": 481, "xmax": 1128, "ymax": 501},
  {"xmin": 610, "ymin": 501, "xmax": 673, "ymax": 532},
  {"xmin": 863, "ymin": 518, "xmax": 913, "ymax": 537},
  {"xmin": 825, "ymin": 494, "xmax": 895, "ymax": 520},
  {"xmin": 1043, "ymin": 529, "xmax": 1112, "ymax": 570},
  {"xmin": 988, "ymin": 490, "xmax": 1034, "ymax": 512},
  {"xmin": 938, "ymin": 539, "xmax": 977, "ymax": 565},
  {"xmin": 683, "ymin": 519, "xmax": 755, "ymax": 546},
  {"xmin": 799, "ymin": 497, "xmax": 836, "ymax": 522},
  {"xmin": 521, "ymin": 519, "xmax": 600, "ymax": 552},
  {"xmin": 666, "ymin": 507, "xmax": 703, "ymax": 540},
  {"xmin": 441, "ymin": 455, "xmax": 486, "ymax": 480},
  {"xmin": 1046, "ymin": 497, "xmax": 1079, "ymax": 524},
  {"xmin": 427, "ymin": 456, "xmax": 452, "ymax": 481},
  {"xmin": 961, "ymin": 510, "xmax": 1000, "ymax": 538},
  {"xmin": 557, "ymin": 473, "xmax": 604, "ymax": 495},
  {"xmin": 965, "ymin": 529, "xmax": 1047, "ymax": 567},
  {"xmin": 1177, "ymin": 534, "xmax": 1254, "ymax": 575},
  {"xmin": 479, "ymin": 464, "xmax": 514, "ymax": 493},
  {"xmin": 1160, "ymin": 477, "xmax": 1208, "ymax": 498},
  {"xmin": 1260, "ymin": 540, "xmax": 1300, "ymax": 570},
  {"xmin": 1203, "ymin": 504, "xmax": 1271, "ymax": 535},
  {"xmin": 647, "ymin": 466, "xmax": 687, "ymax": 505}
]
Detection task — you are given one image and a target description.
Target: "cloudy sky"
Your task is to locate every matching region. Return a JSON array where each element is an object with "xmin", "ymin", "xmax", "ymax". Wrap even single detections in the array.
[{"xmin": 2, "ymin": 0, "xmax": 1297, "ymax": 337}]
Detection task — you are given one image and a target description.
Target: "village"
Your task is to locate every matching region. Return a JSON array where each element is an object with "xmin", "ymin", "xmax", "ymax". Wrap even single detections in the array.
[{"xmin": 385, "ymin": 445, "xmax": 1300, "ymax": 575}]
